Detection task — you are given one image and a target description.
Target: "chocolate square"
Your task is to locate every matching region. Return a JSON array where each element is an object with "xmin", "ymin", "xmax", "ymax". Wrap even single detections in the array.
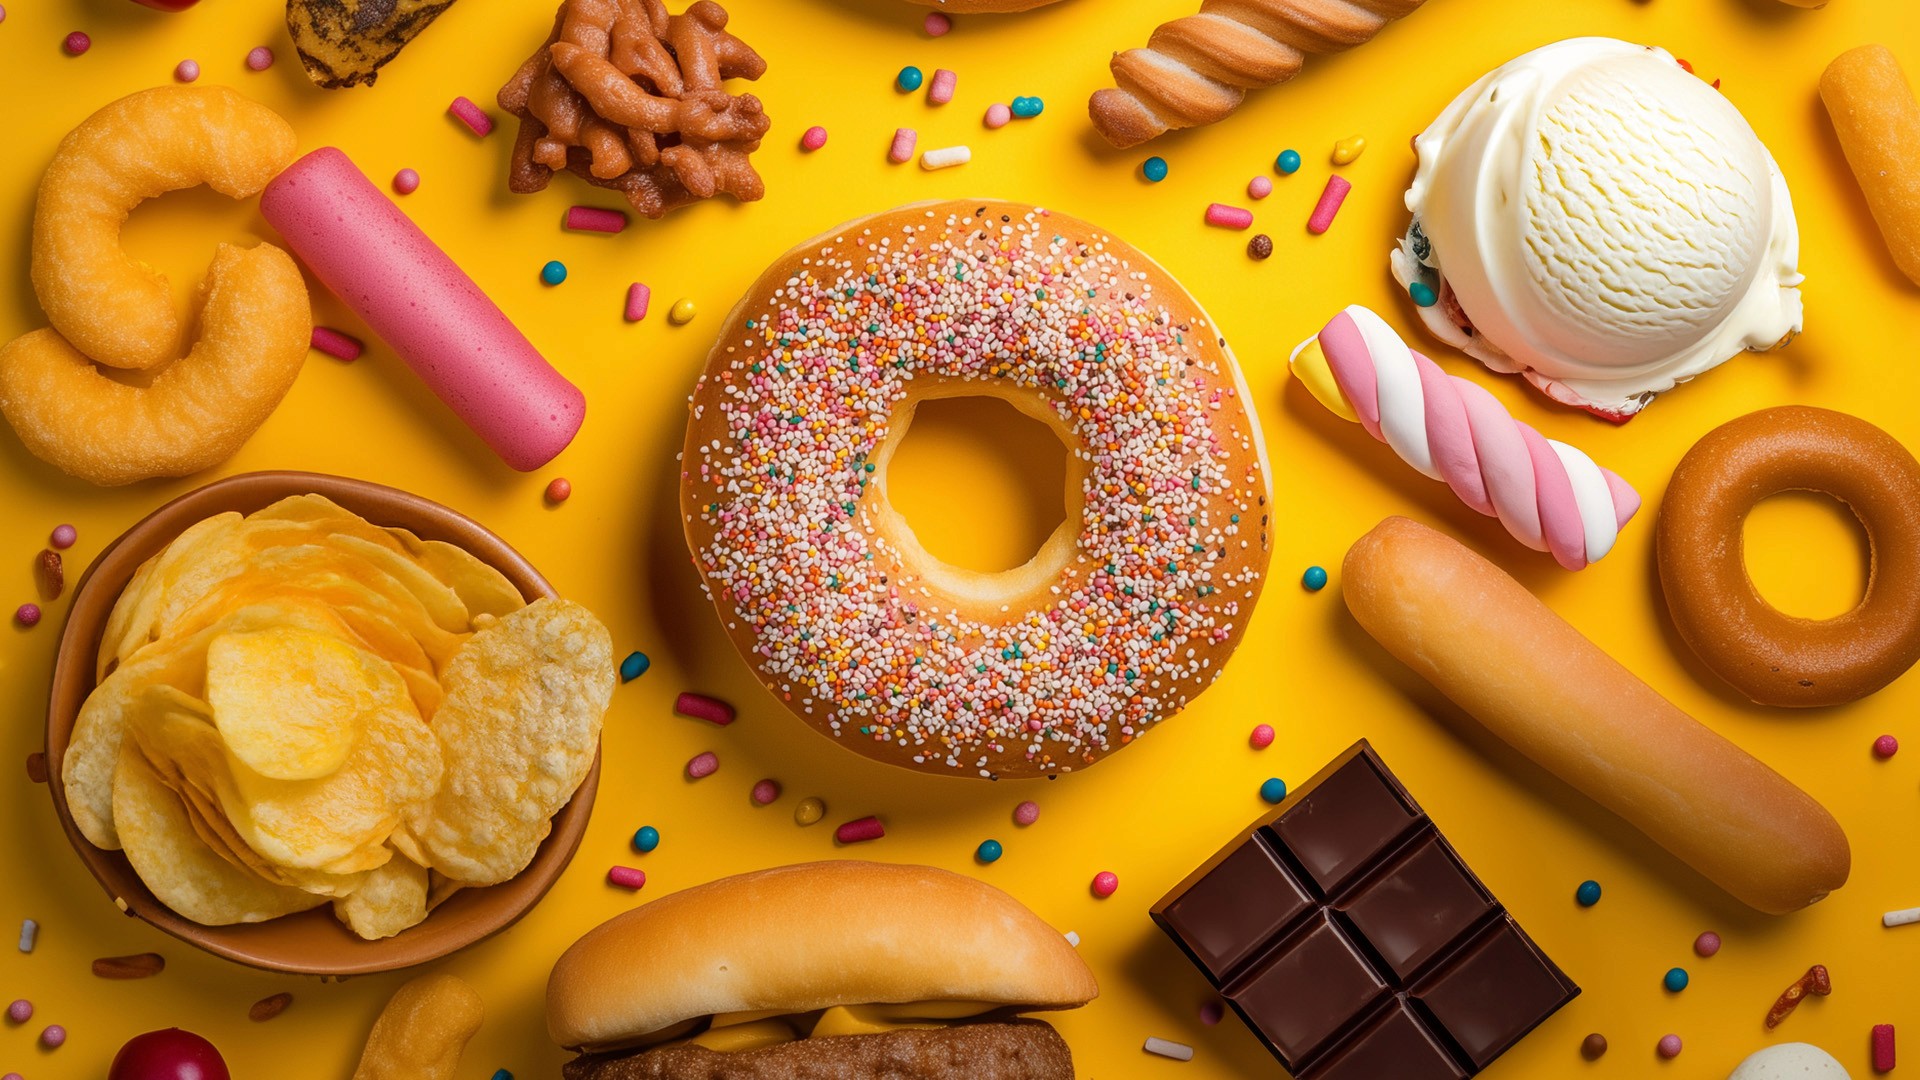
[
  {"xmin": 1339, "ymin": 833, "xmax": 1494, "ymax": 980},
  {"xmin": 1271, "ymin": 749, "xmax": 1420, "ymax": 894},
  {"xmin": 1227, "ymin": 913, "xmax": 1387, "ymax": 1063},
  {"xmin": 1413, "ymin": 917, "xmax": 1576, "ymax": 1069},
  {"xmin": 1303, "ymin": 1001, "xmax": 1469, "ymax": 1080},
  {"xmin": 1160, "ymin": 838, "xmax": 1313, "ymax": 981}
]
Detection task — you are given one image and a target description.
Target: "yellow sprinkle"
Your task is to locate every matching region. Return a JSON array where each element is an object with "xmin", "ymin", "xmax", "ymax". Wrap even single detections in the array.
[
  {"xmin": 1287, "ymin": 337, "xmax": 1359, "ymax": 423},
  {"xmin": 1332, "ymin": 135, "xmax": 1367, "ymax": 166},
  {"xmin": 669, "ymin": 298, "xmax": 698, "ymax": 324}
]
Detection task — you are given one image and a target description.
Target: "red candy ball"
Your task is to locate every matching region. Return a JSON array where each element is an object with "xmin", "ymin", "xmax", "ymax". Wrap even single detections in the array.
[
  {"xmin": 546, "ymin": 477, "xmax": 572, "ymax": 503},
  {"xmin": 1874, "ymin": 734, "xmax": 1898, "ymax": 759},
  {"xmin": 109, "ymin": 1029, "xmax": 229, "ymax": 1080},
  {"xmin": 1091, "ymin": 870, "xmax": 1119, "ymax": 898}
]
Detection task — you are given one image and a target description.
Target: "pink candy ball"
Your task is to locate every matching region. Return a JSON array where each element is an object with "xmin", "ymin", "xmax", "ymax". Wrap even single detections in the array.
[
  {"xmin": 64, "ymin": 31, "xmax": 90, "ymax": 55},
  {"xmin": 174, "ymin": 58, "xmax": 199, "ymax": 82},
  {"xmin": 15, "ymin": 604, "xmax": 41, "ymax": 627},
  {"xmin": 1693, "ymin": 931, "xmax": 1721, "ymax": 958},
  {"xmin": 751, "ymin": 778, "xmax": 782, "ymax": 805},
  {"xmin": 246, "ymin": 46, "xmax": 274, "ymax": 71},
  {"xmin": 1248, "ymin": 175, "xmax": 1274, "ymax": 200},
  {"xmin": 801, "ymin": 125, "xmax": 828, "ymax": 151},
  {"xmin": 1091, "ymin": 871, "xmax": 1119, "ymax": 898},
  {"xmin": 1013, "ymin": 800, "xmax": 1040, "ymax": 826},
  {"xmin": 392, "ymin": 168, "xmax": 420, "ymax": 195},
  {"xmin": 1250, "ymin": 723, "xmax": 1275, "ymax": 749},
  {"xmin": 7, "ymin": 999, "xmax": 30, "ymax": 1023},
  {"xmin": 923, "ymin": 11, "xmax": 951, "ymax": 35},
  {"xmin": 685, "ymin": 751, "xmax": 719, "ymax": 780},
  {"xmin": 50, "ymin": 524, "xmax": 76, "ymax": 549},
  {"xmin": 1874, "ymin": 734, "xmax": 1898, "ymax": 759},
  {"xmin": 40, "ymin": 1024, "xmax": 66, "ymax": 1049},
  {"xmin": 1656, "ymin": 1034, "xmax": 1682, "ymax": 1059},
  {"xmin": 984, "ymin": 103, "xmax": 1012, "ymax": 129}
]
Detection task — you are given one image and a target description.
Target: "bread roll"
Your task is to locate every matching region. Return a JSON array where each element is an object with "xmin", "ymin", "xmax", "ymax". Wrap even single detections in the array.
[{"xmin": 1342, "ymin": 516, "xmax": 1850, "ymax": 915}]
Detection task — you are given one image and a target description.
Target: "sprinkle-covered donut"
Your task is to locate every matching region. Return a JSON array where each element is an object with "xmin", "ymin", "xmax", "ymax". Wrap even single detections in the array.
[{"xmin": 682, "ymin": 201, "xmax": 1272, "ymax": 777}]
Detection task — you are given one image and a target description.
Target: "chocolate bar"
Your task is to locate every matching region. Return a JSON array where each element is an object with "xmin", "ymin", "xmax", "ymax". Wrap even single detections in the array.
[{"xmin": 1151, "ymin": 741, "xmax": 1577, "ymax": 1078}]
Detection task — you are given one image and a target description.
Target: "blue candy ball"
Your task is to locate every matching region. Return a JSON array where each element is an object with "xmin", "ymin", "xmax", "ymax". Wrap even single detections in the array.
[
  {"xmin": 1575, "ymin": 880, "xmax": 1603, "ymax": 907},
  {"xmin": 492, "ymin": 1071, "xmax": 514, "ymax": 1080},
  {"xmin": 1260, "ymin": 777, "xmax": 1288, "ymax": 804},
  {"xmin": 1142, "ymin": 156, "xmax": 1169, "ymax": 183},
  {"xmin": 1302, "ymin": 565, "xmax": 1328, "ymax": 592},
  {"xmin": 633, "ymin": 825, "xmax": 660, "ymax": 853},
  {"xmin": 1664, "ymin": 967, "xmax": 1689, "ymax": 992},
  {"xmin": 897, "ymin": 66, "xmax": 924, "ymax": 92},
  {"xmin": 976, "ymin": 839, "xmax": 1003, "ymax": 864},
  {"xmin": 620, "ymin": 650, "xmax": 651, "ymax": 683},
  {"xmin": 540, "ymin": 260, "xmax": 567, "ymax": 285},
  {"xmin": 1409, "ymin": 281, "xmax": 1438, "ymax": 308},
  {"xmin": 1012, "ymin": 96, "xmax": 1044, "ymax": 118},
  {"xmin": 1276, "ymin": 149, "xmax": 1302, "ymax": 175}
]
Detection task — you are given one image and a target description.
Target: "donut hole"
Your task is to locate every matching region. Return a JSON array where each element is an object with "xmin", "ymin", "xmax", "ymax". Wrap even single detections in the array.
[
  {"xmin": 883, "ymin": 393, "xmax": 1072, "ymax": 574},
  {"xmin": 119, "ymin": 184, "xmax": 273, "ymax": 357},
  {"xmin": 1743, "ymin": 491, "xmax": 1871, "ymax": 620}
]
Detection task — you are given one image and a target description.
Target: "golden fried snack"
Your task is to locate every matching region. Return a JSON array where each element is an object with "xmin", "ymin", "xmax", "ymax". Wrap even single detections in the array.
[
  {"xmin": 31, "ymin": 86, "xmax": 297, "ymax": 371},
  {"xmin": 352, "ymin": 974, "xmax": 484, "ymax": 1080},
  {"xmin": 288, "ymin": 0, "xmax": 457, "ymax": 89},
  {"xmin": 498, "ymin": 0, "xmax": 769, "ymax": 219},
  {"xmin": 0, "ymin": 243, "xmax": 310, "ymax": 486},
  {"xmin": 1821, "ymin": 45, "xmax": 1920, "ymax": 286}
]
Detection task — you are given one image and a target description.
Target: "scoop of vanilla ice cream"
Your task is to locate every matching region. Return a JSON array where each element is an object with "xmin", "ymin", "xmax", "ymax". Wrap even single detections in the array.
[{"xmin": 1391, "ymin": 38, "xmax": 1803, "ymax": 418}]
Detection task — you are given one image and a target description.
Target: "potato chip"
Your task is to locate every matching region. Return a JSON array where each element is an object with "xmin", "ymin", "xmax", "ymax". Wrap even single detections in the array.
[
  {"xmin": 332, "ymin": 850, "xmax": 429, "ymax": 940},
  {"xmin": 249, "ymin": 494, "xmax": 524, "ymax": 617},
  {"xmin": 163, "ymin": 754, "xmax": 373, "ymax": 896},
  {"xmin": 208, "ymin": 626, "xmax": 375, "ymax": 780},
  {"xmin": 413, "ymin": 599, "xmax": 612, "ymax": 885},
  {"xmin": 112, "ymin": 744, "xmax": 325, "ymax": 925}
]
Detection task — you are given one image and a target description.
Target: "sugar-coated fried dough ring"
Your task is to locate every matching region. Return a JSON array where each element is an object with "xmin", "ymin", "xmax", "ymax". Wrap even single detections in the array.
[
  {"xmin": 0, "ymin": 243, "xmax": 310, "ymax": 486},
  {"xmin": 31, "ymin": 86, "xmax": 298, "ymax": 371}
]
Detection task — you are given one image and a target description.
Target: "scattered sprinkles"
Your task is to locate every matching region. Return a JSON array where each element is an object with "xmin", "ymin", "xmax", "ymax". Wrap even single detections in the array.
[
  {"xmin": 174, "ymin": 59, "xmax": 199, "ymax": 83},
  {"xmin": 50, "ymin": 524, "xmax": 76, "ymax": 550},
  {"xmin": 449, "ymin": 96, "xmax": 493, "ymax": 137},
  {"xmin": 835, "ymin": 816, "xmax": 885, "ymax": 844},
  {"xmin": 1663, "ymin": 967, "xmax": 1689, "ymax": 992},
  {"xmin": 541, "ymin": 260, "xmax": 568, "ymax": 286},
  {"xmin": 750, "ymin": 778, "xmax": 782, "ymax": 805},
  {"xmin": 984, "ymin": 103, "xmax": 1011, "ymax": 129},
  {"xmin": 923, "ymin": 12, "xmax": 950, "ymax": 36},
  {"xmin": 1144, "ymin": 1037, "xmax": 1194, "ymax": 1062},
  {"xmin": 1694, "ymin": 931, "xmax": 1722, "ymax": 957},
  {"xmin": 976, "ymin": 838, "xmax": 1003, "ymax": 863},
  {"xmin": 607, "ymin": 865, "xmax": 646, "ymax": 890},
  {"xmin": 619, "ymin": 651, "xmax": 651, "ymax": 682},
  {"xmin": 1249, "ymin": 723, "xmax": 1274, "ymax": 749},
  {"xmin": 1259, "ymin": 777, "xmax": 1287, "ymax": 804},
  {"xmin": 1142, "ymin": 156, "xmax": 1169, "ymax": 183},
  {"xmin": 1331, "ymin": 135, "xmax": 1367, "ymax": 165},
  {"xmin": 311, "ymin": 326, "xmax": 363, "ymax": 362},
  {"xmin": 1014, "ymin": 800, "xmax": 1040, "ymax": 826},
  {"xmin": 1275, "ymin": 149, "xmax": 1301, "ymax": 175},
  {"xmin": 801, "ymin": 125, "xmax": 828, "ymax": 151},
  {"xmin": 675, "ymin": 692, "xmax": 736, "ymax": 726},
  {"xmin": 1575, "ymin": 880, "xmax": 1602, "ymax": 907},
  {"xmin": 685, "ymin": 751, "xmax": 719, "ymax": 779},
  {"xmin": 626, "ymin": 283, "xmax": 652, "ymax": 322},
  {"xmin": 1302, "ymin": 565, "xmax": 1327, "ymax": 591},
  {"xmin": 1656, "ymin": 1034, "xmax": 1682, "ymax": 1060},
  {"xmin": 1874, "ymin": 733, "xmax": 1898, "ymax": 758},
  {"xmin": 633, "ymin": 825, "xmax": 659, "ymax": 852},
  {"xmin": 794, "ymin": 796, "xmax": 826, "ymax": 826},
  {"xmin": 684, "ymin": 206, "xmax": 1270, "ymax": 774},
  {"xmin": 246, "ymin": 46, "xmax": 275, "ymax": 71},
  {"xmin": 545, "ymin": 477, "xmax": 572, "ymax": 503},
  {"xmin": 64, "ymin": 31, "xmax": 90, "ymax": 56},
  {"xmin": 1581, "ymin": 1033, "xmax": 1608, "ymax": 1060},
  {"xmin": 392, "ymin": 168, "xmax": 420, "ymax": 195},
  {"xmin": 1091, "ymin": 870, "xmax": 1119, "ymax": 898},
  {"xmin": 15, "ymin": 603, "xmax": 41, "ymax": 628}
]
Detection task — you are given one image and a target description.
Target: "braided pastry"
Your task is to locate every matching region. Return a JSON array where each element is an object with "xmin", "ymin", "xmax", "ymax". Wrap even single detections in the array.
[
  {"xmin": 1090, "ymin": 0, "xmax": 1428, "ymax": 148},
  {"xmin": 1291, "ymin": 306, "xmax": 1640, "ymax": 571}
]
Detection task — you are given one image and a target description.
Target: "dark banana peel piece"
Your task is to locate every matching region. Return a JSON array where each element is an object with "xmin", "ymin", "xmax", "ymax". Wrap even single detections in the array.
[{"xmin": 288, "ymin": 0, "xmax": 457, "ymax": 89}]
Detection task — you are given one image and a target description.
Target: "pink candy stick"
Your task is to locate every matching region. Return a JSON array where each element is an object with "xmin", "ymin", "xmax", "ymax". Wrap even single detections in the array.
[
  {"xmin": 675, "ymin": 692, "xmax": 735, "ymax": 725},
  {"xmin": 1205, "ymin": 203, "xmax": 1254, "ymax": 229},
  {"xmin": 928, "ymin": 68, "xmax": 957, "ymax": 105},
  {"xmin": 1873, "ymin": 1025, "xmax": 1895, "ymax": 1072},
  {"xmin": 448, "ymin": 96, "xmax": 492, "ymax": 137},
  {"xmin": 607, "ymin": 866, "xmax": 646, "ymax": 889},
  {"xmin": 835, "ymin": 816, "xmax": 885, "ymax": 844},
  {"xmin": 889, "ymin": 128, "xmax": 918, "ymax": 163},
  {"xmin": 310, "ymin": 326, "xmax": 362, "ymax": 362},
  {"xmin": 565, "ymin": 206, "xmax": 627, "ymax": 233},
  {"xmin": 685, "ymin": 751, "xmax": 720, "ymax": 779},
  {"xmin": 261, "ymin": 148, "xmax": 584, "ymax": 471},
  {"xmin": 625, "ymin": 282, "xmax": 651, "ymax": 322},
  {"xmin": 1308, "ymin": 175, "xmax": 1352, "ymax": 234}
]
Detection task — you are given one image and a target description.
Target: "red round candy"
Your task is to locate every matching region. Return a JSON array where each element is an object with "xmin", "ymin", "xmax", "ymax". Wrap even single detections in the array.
[
  {"xmin": 15, "ymin": 603, "xmax": 41, "ymax": 627},
  {"xmin": 1091, "ymin": 871, "xmax": 1119, "ymax": 898},
  {"xmin": 546, "ymin": 477, "xmax": 572, "ymax": 503},
  {"xmin": 109, "ymin": 1029, "xmax": 230, "ymax": 1080},
  {"xmin": 63, "ymin": 30, "xmax": 90, "ymax": 54},
  {"xmin": 1874, "ymin": 734, "xmax": 1898, "ymax": 759}
]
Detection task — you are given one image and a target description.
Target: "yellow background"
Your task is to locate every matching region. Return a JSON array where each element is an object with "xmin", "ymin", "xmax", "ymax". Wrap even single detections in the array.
[{"xmin": 2, "ymin": 0, "xmax": 1918, "ymax": 1075}]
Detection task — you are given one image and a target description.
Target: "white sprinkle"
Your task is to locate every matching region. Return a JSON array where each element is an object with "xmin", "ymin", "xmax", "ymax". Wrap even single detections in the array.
[
  {"xmin": 1064, "ymin": 930, "xmax": 1080, "ymax": 947},
  {"xmin": 920, "ymin": 145, "xmax": 972, "ymax": 170},
  {"xmin": 1145, "ymin": 1037, "xmax": 1194, "ymax": 1061},
  {"xmin": 17, "ymin": 918, "xmax": 36, "ymax": 952},
  {"xmin": 1885, "ymin": 906, "xmax": 1920, "ymax": 928}
]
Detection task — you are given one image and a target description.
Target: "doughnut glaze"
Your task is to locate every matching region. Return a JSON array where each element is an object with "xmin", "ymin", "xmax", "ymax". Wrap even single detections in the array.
[
  {"xmin": 682, "ymin": 201, "xmax": 1271, "ymax": 777},
  {"xmin": 1658, "ymin": 406, "xmax": 1920, "ymax": 707}
]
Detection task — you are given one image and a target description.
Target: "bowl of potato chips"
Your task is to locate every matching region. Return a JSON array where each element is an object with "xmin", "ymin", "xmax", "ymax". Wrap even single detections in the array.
[{"xmin": 44, "ymin": 472, "xmax": 614, "ymax": 974}]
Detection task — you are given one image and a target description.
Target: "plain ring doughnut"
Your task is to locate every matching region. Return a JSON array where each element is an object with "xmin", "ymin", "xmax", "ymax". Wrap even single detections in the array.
[{"xmin": 1657, "ymin": 405, "xmax": 1920, "ymax": 707}]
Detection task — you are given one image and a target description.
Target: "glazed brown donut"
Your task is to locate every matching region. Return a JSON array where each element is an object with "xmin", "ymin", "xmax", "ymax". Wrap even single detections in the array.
[
  {"xmin": 681, "ymin": 200, "xmax": 1271, "ymax": 778},
  {"xmin": 1657, "ymin": 405, "xmax": 1920, "ymax": 707}
]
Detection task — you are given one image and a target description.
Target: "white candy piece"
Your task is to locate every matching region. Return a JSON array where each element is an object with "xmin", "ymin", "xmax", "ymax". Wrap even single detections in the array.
[
  {"xmin": 920, "ymin": 145, "xmax": 972, "ymax": 170},
  {"xmin": 1064, "ymin": 930, "xmax": 1080, "ymax": 947},
  {"xmin": 1728, "ymin": 1043, "xmax": 1850, "ymax": 1080},
  {"xmin": 1885, "ymin": 906, "xmax": 1920, "ymax": 927},
  {"xmin": 16, "ymin": 918, "xmax": 35, "ymax": 953},
  {"xmin": 1144, "ymin": 1037, "xmax": 1195, "ymax": 1061}
]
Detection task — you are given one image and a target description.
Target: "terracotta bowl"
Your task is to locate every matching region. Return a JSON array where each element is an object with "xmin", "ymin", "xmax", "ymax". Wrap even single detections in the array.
[{"xmin": 44, "ymin": 471, "xmax": 599, "ymax": 975}]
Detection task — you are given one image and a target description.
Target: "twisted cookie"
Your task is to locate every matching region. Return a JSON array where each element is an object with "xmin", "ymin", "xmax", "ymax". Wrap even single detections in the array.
[
  {"xmin": 1090, "ymin": 0, "xmax": 1428, "ymax": 148},
  {"xmin": 1292, "ymin": 306, "xmax": 1639, "ymax": 570}
]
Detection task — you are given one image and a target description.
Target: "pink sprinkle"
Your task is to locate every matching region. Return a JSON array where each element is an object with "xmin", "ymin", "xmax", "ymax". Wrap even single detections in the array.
[
  {"xmin": 928, "ymin": 69, "xmax": 958, "ymax": 106},
  {"xmin": 566, "ymin": 206, "xmax": 627, "ymax": 233},
  {"xmin": 6, "ymin": 1000, "xmax": 30, "ymax": 1023},
  {"xmin": 675, "ymin": 692, "xmax": 735, "ymax": 726},
  {"xmin": 310, "ymin": 326, "xmax": 363, "ymax": 362},
  {"xmin": 751, "ymin": 778, "xmax": 782, "ymax": 805},
  {"xmin": 1873, "ymin": 1024, "xmax": 1895, "ymax": 1072},
  {"xmin": 1874, "ymin": 734, "xmax": 1899, "ymax": 759},
  {"xmin": 174, "ymin": 59, "xmax": 199, "ymax": 83},
  {"xmin": 1205, "ymin": 203, "xmax": 1254, "ymax": 230},
  {"xmin": 40, "ymin": 1024, "xmax": 65, "ymax": 1049},
  {"xmin": 1247, "ymin": 176, "xmax": 1273, "ymax": 200},
  {"xmin": 50, "ymin": 525, "xmax": 76, "ymax": 550},
  {"xmin": 801, "ymin": 125, "xmax": 828, "ymax": 151},
  {"xmin": 606, "ymin": 866, "xmax": 646, "ymax": 889},
  {"xmin": 625, "ymin": 282, "xmax": 651, "ymax": 322},
  {"xmin": 449, "ymin": 96, "xmax": 493, "ymax": 137},
  {"xmin": 923, "ymin": 11, "xmax": 951, "ymax": 35},
  {"xmin": 984, "ymin": 103, "xmax": 1011, "ymax": 129},
  {"xmin": 1199, "ymin": 1001, "xmax": 1223, "ymax": 1026},
  {"xmin": 1091, "ymin": 871, "xmax": 1120, "ymax": 898},
  {"xmin": 1250, "ymin": 723, "xmax": 1275, "ymax": 749},
  {"xmin": 1308, "ymin": 175, "xmax": 1353, "ymax": 235},
  {"xmin": 835, "ymin": 816, "xmax": 885, "ymax": 844},
  {"xmin": 889, "ymin": 128, "xmax": 918, "ymax": 164},
  {"xmin": 64, "ymin": 31, "xmax": 90, "ymax": 56},
  {"xmin": 15, "ymin": 604, "xmax": 41, "ymax": 628},
  {"xmin": 1013, "ymin": 800, "xmax": 1040, "ymax": 826},
  {"xmin": 391, "ymin": 168, "xmax": 420, "ymax": 195},
  {"xmin": 1693, "ymin": 931, "xmax": 1721, "ymax": 958},
  {"xmin": 1656, "ymin": 1034, "xmax": 1682, "ymax": 1059},
  {"xmin": 246, "ymin": 46, "xmax": 274, "ymax": 71},
  {"xmin": 685, "ymin": 751, "xmax": 719, "ymax": 780}
]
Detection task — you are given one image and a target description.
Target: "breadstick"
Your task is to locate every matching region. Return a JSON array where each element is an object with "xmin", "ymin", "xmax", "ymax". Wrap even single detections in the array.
[
  {"xmin": 1820, "ymin": 45, "xmax": 1920, "ymax": 286},
  {"xmin": 1088, "ymin": 0, "xmax": 1428, "ymax": 148},
  {"xmin": 351, "ymin": 973, "xmax": 483, "ymax": 1080},
  {"xmin": 1342, "ymin": 516, "xmax": 1850, "ymax": 916}
]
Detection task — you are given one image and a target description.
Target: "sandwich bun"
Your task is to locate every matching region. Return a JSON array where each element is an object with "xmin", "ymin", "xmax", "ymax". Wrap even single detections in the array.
[{"xmin": 548, "ymin": 861, "xmax": 1098, "ymax": 1052}]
